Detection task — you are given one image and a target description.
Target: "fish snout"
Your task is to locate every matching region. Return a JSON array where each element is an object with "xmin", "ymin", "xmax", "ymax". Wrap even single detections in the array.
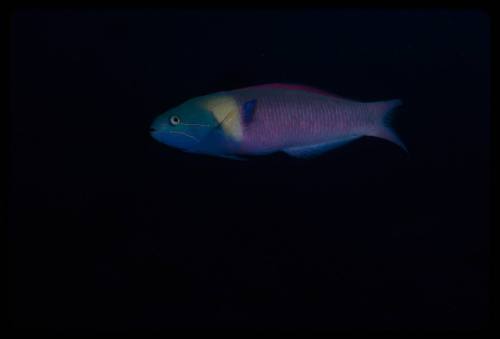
[{"xmin": 149, "ymin": 127, "xmax": 200, "ymax": 150}]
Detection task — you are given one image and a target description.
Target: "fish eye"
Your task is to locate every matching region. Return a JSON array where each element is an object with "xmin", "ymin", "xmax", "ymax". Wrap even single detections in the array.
[{"xmin": 169, "ymin": 115, "xmax": 181, "ymax": 126}]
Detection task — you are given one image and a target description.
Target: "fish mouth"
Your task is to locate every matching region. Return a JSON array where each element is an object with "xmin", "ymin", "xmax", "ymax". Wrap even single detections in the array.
[{"xmin": 149, "ymin": 128, "xmax": 200, "ymax": 150}]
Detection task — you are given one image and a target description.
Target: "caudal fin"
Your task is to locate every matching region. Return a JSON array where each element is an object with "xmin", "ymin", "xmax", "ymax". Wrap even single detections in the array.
[{"xmin": 366, "ymin": 99, "xmax": 407, "ymax": 152}]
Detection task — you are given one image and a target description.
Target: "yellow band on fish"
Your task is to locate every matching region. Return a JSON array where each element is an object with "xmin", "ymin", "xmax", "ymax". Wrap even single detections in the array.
[{"xmin": 202, "ymin": 95, "xmax": 243, "ymax": 141}]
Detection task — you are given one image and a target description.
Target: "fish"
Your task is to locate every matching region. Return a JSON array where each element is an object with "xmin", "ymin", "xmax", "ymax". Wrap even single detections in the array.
[{"xmin": 149, "ymin": 83, "xmax": 406, "ymax": 159}]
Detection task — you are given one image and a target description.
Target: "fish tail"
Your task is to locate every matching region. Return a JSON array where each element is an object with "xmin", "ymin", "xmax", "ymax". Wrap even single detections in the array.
[{"xmin": 366, "ymin": 99, "xmax": 408, "ymax": 152}]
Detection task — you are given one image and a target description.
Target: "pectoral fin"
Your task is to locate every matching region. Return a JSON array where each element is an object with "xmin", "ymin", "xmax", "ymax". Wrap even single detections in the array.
[{"xmin": 242, "ymin": 99, "xmax": 257, "ymax": 124}]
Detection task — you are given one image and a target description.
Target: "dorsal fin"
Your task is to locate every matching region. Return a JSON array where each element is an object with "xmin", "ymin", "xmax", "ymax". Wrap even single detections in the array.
[{"xmin": 243, "ymin": 83, "xmax": 348, "ymax": 100}]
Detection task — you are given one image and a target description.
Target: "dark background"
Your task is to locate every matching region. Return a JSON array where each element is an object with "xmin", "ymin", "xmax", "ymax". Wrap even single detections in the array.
[{"xmin": 8, "ymin": 9, "xmax": 490, "ymax": 333}]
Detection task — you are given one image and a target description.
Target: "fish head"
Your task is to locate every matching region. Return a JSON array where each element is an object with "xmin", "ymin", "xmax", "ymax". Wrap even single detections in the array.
[{"xmin": 150, "ymin": 97, "xmax": 220, "ymax": 151}]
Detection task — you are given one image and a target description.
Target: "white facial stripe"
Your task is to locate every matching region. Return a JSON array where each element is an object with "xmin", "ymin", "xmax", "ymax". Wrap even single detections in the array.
[
  {"xmin": 180, "ymin": 123, "xmax": 211, "ymax": 127},
  {"xmin": 168, "ymin": 131, "xmax": 200, "ymax": 142}
]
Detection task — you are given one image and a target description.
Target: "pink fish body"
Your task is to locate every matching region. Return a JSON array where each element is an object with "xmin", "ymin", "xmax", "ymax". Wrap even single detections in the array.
[{"xmin": 150, "ymin": 83, "xmax": 406, "ymax": 158}]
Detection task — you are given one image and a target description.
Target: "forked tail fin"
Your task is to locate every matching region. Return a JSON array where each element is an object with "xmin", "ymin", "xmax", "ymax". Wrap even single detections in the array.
[{"xmin": 366, "ymin": 99, "xmax": 407, "ymax": 152}]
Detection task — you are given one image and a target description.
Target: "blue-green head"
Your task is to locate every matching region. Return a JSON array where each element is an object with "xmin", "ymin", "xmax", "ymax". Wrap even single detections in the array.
[{"xmin": 150, "ymin": 96, "xmax": 220, "ymax": 152}]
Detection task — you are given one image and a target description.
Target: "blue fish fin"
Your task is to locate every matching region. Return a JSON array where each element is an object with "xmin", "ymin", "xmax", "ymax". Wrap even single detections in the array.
[
  {"xmin": 283, "ymin": 136, "xmax": 361, "ymax": 158},
  {"xmin": 217, "ymin": 154, "xmax": 247, "ymax": 161},
  {"xmin": 187, "ymin": 150, "xmax": 247, "ymax": 161},
  {"xmin": 366, "ymin": 99, "xmax": 407, "ymax": 152},
  {"xmin": 242, "ymin": 99, "xmax": 257, "ymax": 124}
]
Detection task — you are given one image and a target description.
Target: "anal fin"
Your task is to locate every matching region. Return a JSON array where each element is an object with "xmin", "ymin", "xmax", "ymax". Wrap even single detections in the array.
[{"xmin": 283, "ymin": 136, "xmax": 360, "ymax": 158}]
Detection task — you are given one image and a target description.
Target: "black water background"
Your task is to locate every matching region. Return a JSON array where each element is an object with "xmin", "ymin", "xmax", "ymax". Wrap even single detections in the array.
[{"xmin": 8, "ymin": 9, "xmax": 490, "ymax": 332}]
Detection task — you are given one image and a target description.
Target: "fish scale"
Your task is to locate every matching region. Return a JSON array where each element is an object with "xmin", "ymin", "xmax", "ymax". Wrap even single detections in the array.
[
  {"xmin": 150, "ymin": 83, "xmax": 406, "ymax": 159},
  {"xmin": 230, "ymin": 87, "xmax": 369, "ymax": 152}
]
